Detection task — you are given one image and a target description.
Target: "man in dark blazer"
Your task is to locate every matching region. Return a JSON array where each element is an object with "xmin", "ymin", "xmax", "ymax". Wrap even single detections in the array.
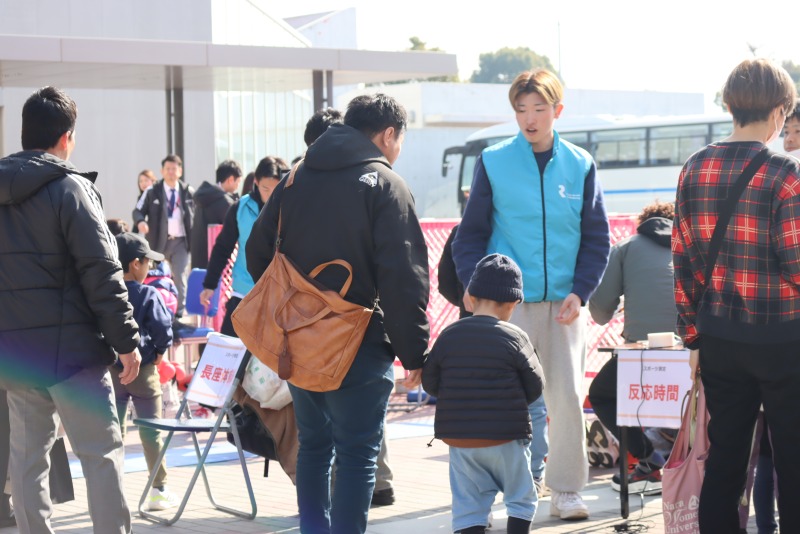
[{"xmin": 133, "ymin": 154, "xmax": 194, "ymax": 316}]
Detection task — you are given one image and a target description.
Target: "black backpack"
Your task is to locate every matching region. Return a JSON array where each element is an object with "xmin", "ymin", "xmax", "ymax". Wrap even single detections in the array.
[{"xmin": 227, "ymin": 403, "xmax": 279, "ymax": 477}]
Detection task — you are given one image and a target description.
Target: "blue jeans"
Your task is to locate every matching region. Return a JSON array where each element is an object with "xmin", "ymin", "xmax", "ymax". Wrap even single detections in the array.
[
  {"xmin": 528, "ymin": 396, "xmax": 548, "ymax": 479},
  {"xmin": 288, "ymin": 344, "xmax": 394, "ymax": 534},
  {"xmin": 449, "ymin": 440, "xmax": 537, "ymax": 532}
]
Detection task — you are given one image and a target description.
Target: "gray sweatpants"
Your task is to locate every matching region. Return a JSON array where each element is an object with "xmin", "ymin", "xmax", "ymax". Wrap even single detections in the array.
[
  {"xmin": 2, "ymin": 366, "xmax": 131, "ymax": 533},
  {"xmin": 510, "ymin": 301, "xmax": 588, "ymax": 493}
]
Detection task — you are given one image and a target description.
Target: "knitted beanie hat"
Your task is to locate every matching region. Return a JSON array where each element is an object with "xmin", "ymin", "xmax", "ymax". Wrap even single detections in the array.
[{"xmin": 467, "ymin": 253, "xmax": 523, "ymax": 303}]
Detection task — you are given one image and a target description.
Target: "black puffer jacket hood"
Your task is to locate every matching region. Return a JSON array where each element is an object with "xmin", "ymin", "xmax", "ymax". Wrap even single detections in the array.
[
  {"xmin": 0, "ymin": 151, "xmax": 139, "ymax": 388},
  {"xmin": 0, "ymin": 150, "xmax": 97, "ymax": 205}
]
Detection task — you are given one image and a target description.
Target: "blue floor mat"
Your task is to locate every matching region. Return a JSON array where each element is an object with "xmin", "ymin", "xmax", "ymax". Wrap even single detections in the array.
[
  {"xmin": 70, "ymin": 440, "xmax": 252, "ymax": 479},
  {"xmin": 69, "ymin": 419, "xmax": 434, "ymax": 479}
]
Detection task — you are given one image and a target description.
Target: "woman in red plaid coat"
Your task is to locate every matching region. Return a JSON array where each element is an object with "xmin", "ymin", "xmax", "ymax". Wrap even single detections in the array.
[{"xmin": 673, "ymin": 58, "xmax": 799, "ymax": 534}]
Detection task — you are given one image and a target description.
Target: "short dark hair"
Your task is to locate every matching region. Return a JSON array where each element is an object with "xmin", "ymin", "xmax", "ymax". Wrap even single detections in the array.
[
  {"xmin": 21, "ymin": 86, "xmax": 77, "ymax": 151},
  {"xmin": 161, "ymin": 154, "xmax": 183, "ymax": 168},
  {"xmin": 638, "ymin": 200, "xmax": 674, "ymax": 224},
  {"xmin": 254, "ymin": 156, "xmax": 289, "ymax": 180},
  {"xmin": 304, "ymin": 108, "xmax": 344, "ymax": 147},
  {"xmin": 215, "ymin": 159, "xmax": 242, "ymax": 184},
  {"xmin": 106, "ymin": 218, "xmax": 129, "ymax": 236},
  {"xmin": 344, "ymin": 94, "xmax": 407, "ymax": 140},
  {"xmin": 787, "ymin": 102, "xmax": 800, "ymax": 123}
]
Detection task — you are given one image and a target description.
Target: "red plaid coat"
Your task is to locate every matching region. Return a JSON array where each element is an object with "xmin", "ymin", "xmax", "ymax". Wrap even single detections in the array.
[{"xmin": 673, "ymin": 142, "xmax": 800, "ymax": 348}]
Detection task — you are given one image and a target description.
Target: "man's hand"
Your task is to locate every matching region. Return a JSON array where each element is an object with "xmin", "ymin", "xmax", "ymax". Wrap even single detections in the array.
[
  {"xmin": 404, "ymin": 369, "xmax": 423, "ymax": 390},
  {"xmin": 555, "ymin": 293, "xmax": 582, "ymax": 325},
  {"xmin": 462, "ymin": 288, "xmax": 474, "ymax": 312},
  {"xmin": 137, "ymin": 221, "xmax": 149, "ymax": 234},
  {"xmin": 118, "ymin": 349, "xmax": 142, "ymax": 385},
  {"xmin": 689, "ymin": 349, "xmax": 700, "ymax": 381},
  {"xmin": 200, "ymin": 288, "xmax": 215, "ymax": 307}
]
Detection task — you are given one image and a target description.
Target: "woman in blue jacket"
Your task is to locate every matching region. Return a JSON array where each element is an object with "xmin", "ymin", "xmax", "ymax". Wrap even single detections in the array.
[{"xmin": 200, "ymin": 156, "xmax": 288, "ymax": 333}]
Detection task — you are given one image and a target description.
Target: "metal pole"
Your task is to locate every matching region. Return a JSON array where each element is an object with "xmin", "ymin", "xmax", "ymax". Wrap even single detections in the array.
[{"xmin": 165, "ymin": 66, "xmax": 174, "ymax": 155}]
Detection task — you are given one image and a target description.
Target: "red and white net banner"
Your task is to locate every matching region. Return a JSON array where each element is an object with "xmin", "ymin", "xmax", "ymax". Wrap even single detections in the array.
[{"xmin": 420, "ymin": 215, "xmax": 639, "ymax": 382}]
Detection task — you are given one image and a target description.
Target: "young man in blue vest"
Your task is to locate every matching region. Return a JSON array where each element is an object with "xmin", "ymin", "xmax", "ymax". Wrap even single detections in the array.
[{"xmin": 453, "ymin": 69, "xmax": 610, "ymax": 520}]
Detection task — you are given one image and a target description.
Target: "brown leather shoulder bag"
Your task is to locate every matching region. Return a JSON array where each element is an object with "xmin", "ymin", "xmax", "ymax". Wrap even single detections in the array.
[{"xmin": 231, "ymin": 162, "xmax": 374, "ymax": 392}]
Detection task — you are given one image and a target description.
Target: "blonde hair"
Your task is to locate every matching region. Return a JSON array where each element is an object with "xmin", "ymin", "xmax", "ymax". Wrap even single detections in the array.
[
  {"xmin": 508, "ymin": 69, "xmax": 563, "ymax": 109},
  {"xmin": 722, "ymin": 58, "xmax": 796, "ymax": 127}
]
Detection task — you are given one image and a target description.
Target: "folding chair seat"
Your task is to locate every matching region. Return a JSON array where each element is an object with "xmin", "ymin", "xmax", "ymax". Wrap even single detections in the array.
[
  {"xmin": 134, "ymin": 333, "xmax": 256, "ymax": 525},
  {"xmin": 170, "ymin": 268, "xmax": 221, "ymax": 371}
]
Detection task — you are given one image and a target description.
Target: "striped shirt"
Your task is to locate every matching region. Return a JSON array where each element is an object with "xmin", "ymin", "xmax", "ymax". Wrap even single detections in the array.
[{"xmin": 673, "ymin": 142, "xmax": 800, "ymax": 347}]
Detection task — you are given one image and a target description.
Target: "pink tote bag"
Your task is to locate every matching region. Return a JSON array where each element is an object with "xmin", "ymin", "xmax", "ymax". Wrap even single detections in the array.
[{"xmin": 662, "ymin": 378, "xmax": 709, "ymax": 534}]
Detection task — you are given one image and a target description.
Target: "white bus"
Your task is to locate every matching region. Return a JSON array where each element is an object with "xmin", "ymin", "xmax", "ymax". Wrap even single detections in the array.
[{"xmin": 442, "ymin": 114, "xmax": 741, "ymax": 214}]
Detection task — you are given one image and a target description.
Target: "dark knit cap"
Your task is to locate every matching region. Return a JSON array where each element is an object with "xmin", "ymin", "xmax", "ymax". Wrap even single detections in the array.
[{"xmin": 467, "ymin": 253, "xmax": 523, "ymax": 303}]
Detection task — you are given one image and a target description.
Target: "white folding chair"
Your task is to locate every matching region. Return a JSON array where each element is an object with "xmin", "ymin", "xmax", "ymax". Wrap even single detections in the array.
[{"xmin": 134, "ymin": 333, "xmax": 256, "ymax": 525}]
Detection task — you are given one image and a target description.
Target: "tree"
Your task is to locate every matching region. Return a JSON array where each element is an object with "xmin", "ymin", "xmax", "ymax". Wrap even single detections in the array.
[
  {"xmin": 782, "ymin": 60, "xmax": 800, "ymax": 94},
  {"xmin": 470, "ymin": 47, "xmax": 558, "ymax": 84},
  {"xmin": 381, "ymin": 37, "xmax": 459, "ymax": 84}
]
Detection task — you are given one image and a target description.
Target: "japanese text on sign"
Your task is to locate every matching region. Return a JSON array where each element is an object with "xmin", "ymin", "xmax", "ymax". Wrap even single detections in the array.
[{"xmin": 616, "ymin": 349, "xmax": 692, "ymax": 429}]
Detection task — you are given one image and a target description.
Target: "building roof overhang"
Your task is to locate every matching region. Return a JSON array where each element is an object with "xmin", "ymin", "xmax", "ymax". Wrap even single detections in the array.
[{"xmin": 0, "ymin": 34, "xmax": 459, "ymax": 91}]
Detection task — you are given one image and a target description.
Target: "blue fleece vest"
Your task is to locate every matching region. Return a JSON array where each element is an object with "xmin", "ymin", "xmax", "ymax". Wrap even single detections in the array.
[
  {"xmin": 482, "ymin": 131, "xmax": 592, "ymax": 302},
  {"xmin": 231, "ymin": 195, "xmax": 260, "ymax": 296}
]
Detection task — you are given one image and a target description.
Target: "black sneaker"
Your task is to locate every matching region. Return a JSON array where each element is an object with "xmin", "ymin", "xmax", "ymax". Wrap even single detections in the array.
[
  {"xmin": 611, "ymin": 466, "xmax": 662, "ymax": 495},
  {"xmin": 371, "ymin": 488, "xmax": 395, "ymax": 506}
]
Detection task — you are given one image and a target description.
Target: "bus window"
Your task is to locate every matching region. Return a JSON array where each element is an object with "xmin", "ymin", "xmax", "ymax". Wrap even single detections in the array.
[
  {"xmin": 460, "ymin": 154, "xmax": 478, "ymax": 204},
  {"xmin": 560, "ymin": 131, "xmax": 590, "ymax": 152},
  {"xmin": 649, "ymin": 124, "xmax": 709, "ymax": 165},
  {"xmin": 711, "ymin": 121, "xmax": 734, "ymax": 141},
  {"xmin": 591, "ymin": 128, "xmax": 647, "ymax": 168}
]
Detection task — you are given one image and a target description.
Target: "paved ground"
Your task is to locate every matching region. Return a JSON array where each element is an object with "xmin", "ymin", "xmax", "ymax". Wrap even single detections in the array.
[{"xmin": 0, "ymin": 395, "xmax": 762, "ymax": 533}]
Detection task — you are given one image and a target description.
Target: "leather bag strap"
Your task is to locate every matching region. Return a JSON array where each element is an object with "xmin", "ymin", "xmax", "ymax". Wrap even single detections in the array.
[
  {"xmin": 275, "ymin": 161, "xmax": 302, "ymax": 253},
  {"xmin": 309, "ymin": 260, "xmax": 354, "ymax": 298},
  {"xmin": 272, "ymin": 287, "xmax": 333, "ymax": 334}
]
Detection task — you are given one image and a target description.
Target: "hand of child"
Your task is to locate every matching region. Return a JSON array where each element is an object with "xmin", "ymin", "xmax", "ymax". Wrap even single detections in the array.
[
  {"xmin": 555, "ymin": 293, "xmax": 581, "ymax": 325},
  {"xmin": 137, "ymin": 221, "xmax": 149, "ymax": 235},
  {"xmin": 118, "ymin": 349, "xmax": 142, "ymax": 385},
  {"xmin": 404, "ymin": 369, "xmax": 423, "ymax": 390}
]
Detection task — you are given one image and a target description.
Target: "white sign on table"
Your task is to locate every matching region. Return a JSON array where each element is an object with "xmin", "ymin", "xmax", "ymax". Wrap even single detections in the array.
[{"xmin": 616, "ymin": 348, "xmax": 692, "ymax": 429}]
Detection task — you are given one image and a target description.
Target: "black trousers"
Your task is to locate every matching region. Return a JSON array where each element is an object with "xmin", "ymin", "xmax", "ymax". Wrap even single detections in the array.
[
  {"xmin": 699, "ymin": 335, "xmax": 800, "ymax": 534},
  {"xmin": 587, "ymin": 356, "xmax": 654, "ymax": 460},
  {"xmin": 220, "ymin": 296, "xmax": 242, "ymax": 338}
]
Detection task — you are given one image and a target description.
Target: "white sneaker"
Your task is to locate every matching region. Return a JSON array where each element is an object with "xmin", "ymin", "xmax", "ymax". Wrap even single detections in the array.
[
  {"xmin": 148, "ymin": 487, "xmax": 178, "ymax": 511},
  {"xmin": 549, "ymin": 491, "xmax": 589, "ymax": 520}
]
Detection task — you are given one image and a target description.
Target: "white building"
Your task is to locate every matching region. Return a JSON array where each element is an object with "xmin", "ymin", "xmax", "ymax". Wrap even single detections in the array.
[{"xmin": 0, "ymin": 1, "xmax": 456, "ymax": 223}]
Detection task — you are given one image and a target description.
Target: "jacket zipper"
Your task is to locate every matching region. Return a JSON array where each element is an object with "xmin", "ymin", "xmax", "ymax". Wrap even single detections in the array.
[{"xmin": 539, "ymin": 161, "xmax": 548, "ymax": 302}]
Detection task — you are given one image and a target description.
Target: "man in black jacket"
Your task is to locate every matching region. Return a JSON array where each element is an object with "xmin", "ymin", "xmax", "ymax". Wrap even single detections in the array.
[
  {"xmin": 0, "ymin": 87, "xmax": 141, "ymax": 533},
  {"xmin": 190, "ymin": 159, "xmax": 241, "ymax": 269},
  {"xmin": 133, "ymin": 154, "xmax": 195, "ymax": 316},
  {"xmin": 246, "ymin": 94, "xmax": 429, "ymax": 534}
]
